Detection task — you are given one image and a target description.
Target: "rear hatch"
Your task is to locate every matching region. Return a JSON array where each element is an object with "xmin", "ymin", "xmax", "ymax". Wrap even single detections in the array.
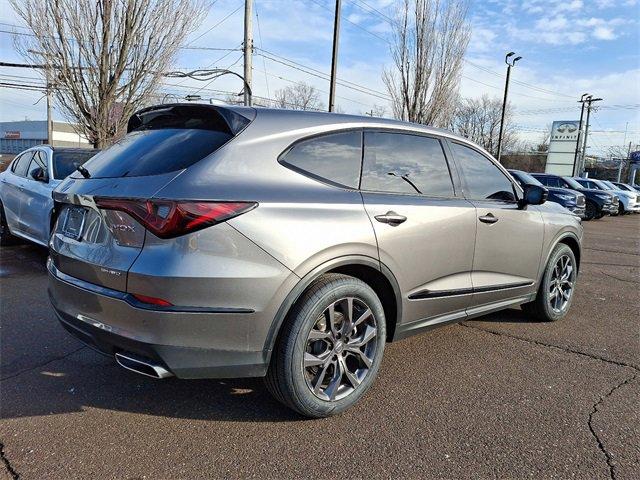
[{"xmin": 50, "ymin": 104, "xmax": 254, "ymax": 291}]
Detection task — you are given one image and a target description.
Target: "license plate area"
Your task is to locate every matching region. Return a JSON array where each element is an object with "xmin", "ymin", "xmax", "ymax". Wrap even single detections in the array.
[{"xmin": 62, "ymin": 206, "xmax": 86, "ymax": 240}]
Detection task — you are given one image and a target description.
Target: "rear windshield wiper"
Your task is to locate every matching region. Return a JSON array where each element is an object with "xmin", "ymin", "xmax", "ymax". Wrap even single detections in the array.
[{"xmin": 76, "ymin": 165, "xmax": 91, "ymax": 178}]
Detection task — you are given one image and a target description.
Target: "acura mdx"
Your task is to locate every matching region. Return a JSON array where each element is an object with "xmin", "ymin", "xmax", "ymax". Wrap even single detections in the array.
[{"xmin": 48, "ymin": 104, "xmax": 583, "ymax": 417}]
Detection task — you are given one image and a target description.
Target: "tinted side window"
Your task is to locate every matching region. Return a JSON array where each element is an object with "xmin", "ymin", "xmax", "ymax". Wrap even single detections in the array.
[
  {"xmin": 280, "ymin": 131, "xmax": 362, "ymax": 188},
  {"xmin": 361, "ymin": 132, "xmax": 453, "ymax": 196},
  {"xmin": 452, "ymin": 143, "xmax": 515, "ymax": 201},
  {"xmin": 12, "ymin": 152, "xmax": 33, "ymax": 177},
  {"xmin": 53, "ymin": 150, "xmax": 98, "ymax": 179}
]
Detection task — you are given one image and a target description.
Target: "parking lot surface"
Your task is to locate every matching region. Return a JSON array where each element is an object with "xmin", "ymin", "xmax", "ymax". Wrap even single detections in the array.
[{"xmin": 1, "ymin": 215, "xmax": 638, "ymax": 479}]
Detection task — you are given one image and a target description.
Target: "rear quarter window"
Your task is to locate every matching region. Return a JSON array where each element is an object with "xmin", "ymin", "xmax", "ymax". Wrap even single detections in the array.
[{"xmin": 279, "ymin": 131, "xmax": 362, "ymax": 189}]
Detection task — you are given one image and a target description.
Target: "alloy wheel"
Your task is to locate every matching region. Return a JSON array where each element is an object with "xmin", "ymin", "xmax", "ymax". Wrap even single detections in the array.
[
  {"xmin": 548, "ymin": 254, "xmax": 574, "ymax": 313},
  {"xmin": 302, "ymin": 297, "xmax": 378, "ymax": 401}
]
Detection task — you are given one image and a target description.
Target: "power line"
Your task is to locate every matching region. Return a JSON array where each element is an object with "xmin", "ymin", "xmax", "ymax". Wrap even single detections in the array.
[
  {"xmin": 184, "ymin": 3, "xmax": 243, "ymax": 47},
  {"xmin": 307, "ymin": 0, "xmax": 389, "ymax": 43},
  {"xmin": 254, "ymin": 1, "xmax": 270, "ymax": 100}
]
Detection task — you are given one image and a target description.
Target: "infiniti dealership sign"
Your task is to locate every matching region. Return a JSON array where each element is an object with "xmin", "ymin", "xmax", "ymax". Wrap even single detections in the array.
[{"xmin": 545, "ymin": 120, "xmax": 580, "ymax": 176}]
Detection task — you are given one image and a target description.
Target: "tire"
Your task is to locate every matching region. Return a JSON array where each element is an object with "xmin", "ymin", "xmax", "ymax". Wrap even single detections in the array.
[
  {"xmin": 584, "ymin": 200, "xmax": 597, "ymax": 221},
  {"xmin": 618, "ymin": 201, "xmax": 625, "ymax": 216},
  {"xmin": 0, "ymin": 202, "xmax": 19, "ymax": 246},
  {"xmin": 522, "ymin": 243, "xmax": 577, "ymax": 322},
  {"xmin": 265, "ymin": 273, "xmax": 386, "ymax": 418}
]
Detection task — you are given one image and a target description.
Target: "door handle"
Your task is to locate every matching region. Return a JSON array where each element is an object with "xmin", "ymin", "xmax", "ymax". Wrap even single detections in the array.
[
  {"xmin": 374, "ymin": 211, "xmax": 407, "ymax": 226},
  {"xmin": 479, "ymin": 213, "xmax": 499, "ymax": 224}
]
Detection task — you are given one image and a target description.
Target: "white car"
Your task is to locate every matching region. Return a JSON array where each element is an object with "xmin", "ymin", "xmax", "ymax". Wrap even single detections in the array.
[
  {"xmin": 0, "ymin": 145, "xmax": 98, "ymax": 246},
  {"xmin": 573, "ymin": 177, "xmax": 640, "ymax": 215}
]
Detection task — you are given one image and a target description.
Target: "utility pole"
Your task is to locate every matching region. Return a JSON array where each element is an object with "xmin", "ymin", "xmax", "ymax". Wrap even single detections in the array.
[
  {"xmin": 46, "ymin": 74, "xmax": 53, "ymax": 147},
  {"xmin": 243, "ymin": 0, "xmax": 253, "ymax": 106},
  {"xmin": 572, "ymin": 93, "xmax": 590, "ymax": 176},
  {"xmin": 496, "ymin": 51, "xmax": 521, "ymax": 163},
  {"xmin": 328, "ymin": 0, "xmax": 342, "ymax": 112},
  {"xmin": 579, "ymin": 96, "xmax": 603, "ymax": 175}
]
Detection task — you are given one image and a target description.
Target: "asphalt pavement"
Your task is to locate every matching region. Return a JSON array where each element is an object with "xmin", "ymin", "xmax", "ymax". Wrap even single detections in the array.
[{"xmin": 1, "ymin": 215, "xmax": 638, "ymax": 479}]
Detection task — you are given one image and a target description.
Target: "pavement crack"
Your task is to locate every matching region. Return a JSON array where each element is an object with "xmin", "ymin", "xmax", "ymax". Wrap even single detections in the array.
[
  {"xmin": 584, "ymin": 246, "xmax": 640, "ymax": 257},
  {"xmin": 0, "ymin": 345, "xmax": 87, "ymax": 382},
  {"xmin": 587, "ymin": 374, "xmax": 637, "ymax": 480},
  {"xmin": 0, "ymin": 442, "xmax": 19, "ymax": 479},
  {"xmin": 600, "ymin": 270, "xmax": 638, "ymax": 284},
  {"xmin": 459, "ymin": 323, "xmax": 640, "ymax": 373}
]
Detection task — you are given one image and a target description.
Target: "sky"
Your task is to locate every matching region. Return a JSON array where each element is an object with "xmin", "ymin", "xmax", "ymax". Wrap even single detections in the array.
[{"xmin": 0, "ymin": 0, "xmax": 639, "ymax": 156}]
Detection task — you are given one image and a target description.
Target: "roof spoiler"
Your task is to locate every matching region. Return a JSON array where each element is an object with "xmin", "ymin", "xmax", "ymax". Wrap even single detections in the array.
[{"xmin": 127, "ymin": 104, "xmax": 256, "ymax": 135}]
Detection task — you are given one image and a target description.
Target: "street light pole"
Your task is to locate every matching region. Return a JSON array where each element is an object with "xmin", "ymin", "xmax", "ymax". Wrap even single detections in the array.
[
  {"xmin": 328, "ymin": 0, "xmax": 342, "ymax": 112},
  {"xmin": 572, "ymin": 93, "xmax": 590, "ymax": 176},
  {"xmin": 496, "ymin": 52, "xmax": 521, "ymax": 163}
]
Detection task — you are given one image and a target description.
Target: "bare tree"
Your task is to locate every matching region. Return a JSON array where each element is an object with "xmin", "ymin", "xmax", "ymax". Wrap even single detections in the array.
[
  {"xmin": 383, "ymin": 0, "xmax": 470, "ymax": 127},
  {"xmin": 274, "ymin": 82, "xmax": 325, "ymax": 111},
  {"xmin": 533, "ymin": 123, "xmax": 552, "ymax": 153},
  {"xmin": 11, "ymin": 0, "xmax": 208, "ymax": 147},
  {"xmin": 450, "ymin": 95, "xmax": 519, "ymax": 157}
]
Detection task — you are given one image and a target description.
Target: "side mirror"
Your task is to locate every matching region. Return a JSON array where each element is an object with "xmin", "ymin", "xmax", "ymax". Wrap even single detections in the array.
[
  {"xmin": 30, "ymin": 166, "xmax": 49, "ymax": 183},
  {"xmin": 519, "ymin": 184, "xmax": 547, "ymax": 208}
]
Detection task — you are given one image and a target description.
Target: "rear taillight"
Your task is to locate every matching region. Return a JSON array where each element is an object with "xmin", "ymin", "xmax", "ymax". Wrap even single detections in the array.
[
  {"xmin": 95, "ymin": 198, "xmax": 256, "ymax": 239},
  {"xmin": 131, "ymin": 293, "xmax": 173, "ymax": 307}
]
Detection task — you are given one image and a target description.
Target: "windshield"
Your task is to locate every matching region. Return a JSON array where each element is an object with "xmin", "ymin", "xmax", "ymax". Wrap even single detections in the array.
[
  {"xmin": 591, "ymin": 179, "xmax": 611, "ymax": 190},
  {"xmin": 601, "ymin": 180, "xmax": 617, "ymax": 189},
  {"xmin": 53, "ymin": 150, "xmax": 100, "ymax": 179},
  {"xmin": 562, "ymin": 177, "xmax": 583, "ymax": 189},
  {"xmin": 80, "ymin": 128, "xmax": 232, "ymax": 178}
]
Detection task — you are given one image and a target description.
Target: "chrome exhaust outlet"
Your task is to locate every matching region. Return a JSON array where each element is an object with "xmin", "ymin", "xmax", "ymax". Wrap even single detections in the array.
[{"xmin": 115, "ymin": 352, "xmax": 173, "ymax": 379}]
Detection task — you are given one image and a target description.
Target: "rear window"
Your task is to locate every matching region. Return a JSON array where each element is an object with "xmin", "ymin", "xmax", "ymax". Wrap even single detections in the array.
[
  {"xmin": 53, "ymin": 150, "xmax": 99, "ymax": 179},
  {"xmin": 81, "ymin": 128, "xmax": 232, "ymax": 178},
  {"xmin": 280, "ymin": 131, "xmax": 362, "ymax": 188}
]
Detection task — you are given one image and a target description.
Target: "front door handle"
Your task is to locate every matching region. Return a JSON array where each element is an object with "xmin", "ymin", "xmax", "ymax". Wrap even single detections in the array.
[
  {"xmin": 375, "ymin": 211, "xmax": 407, "ymax": 226},
  {"xmin": 479, "ymin": 213, "xmax": 499, "ymax": 224}
]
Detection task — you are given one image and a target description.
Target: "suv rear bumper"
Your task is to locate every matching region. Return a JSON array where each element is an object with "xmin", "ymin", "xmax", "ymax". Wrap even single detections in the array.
[{"xmin": 48, "ymin": 260, "xmax": 284, "ymax": 379}]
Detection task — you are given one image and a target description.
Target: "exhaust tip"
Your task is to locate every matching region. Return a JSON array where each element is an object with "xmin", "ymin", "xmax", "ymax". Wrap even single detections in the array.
[{"xmin": 115, "ymin": 352, "xmax": 173, "ymax": 379}]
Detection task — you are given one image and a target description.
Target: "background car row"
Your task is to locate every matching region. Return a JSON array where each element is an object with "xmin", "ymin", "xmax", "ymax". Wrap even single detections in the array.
[{"xmin": 509, "ymin": 169, "xmax": 640, "ymax": 221}]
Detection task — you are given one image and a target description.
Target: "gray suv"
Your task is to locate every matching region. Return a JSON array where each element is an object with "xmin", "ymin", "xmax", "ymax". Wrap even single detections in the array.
[{"xmin": 48, "ymin": 104, "xmax": 582, "ymax": 417}]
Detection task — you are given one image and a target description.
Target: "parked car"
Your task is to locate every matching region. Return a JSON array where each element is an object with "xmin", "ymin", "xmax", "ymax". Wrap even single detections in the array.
[
  {"xmin": 611, "ymin": 181, "xmax": 640, "ymax": 194},
  {"xmin": 508, "ymin": 169, "xmax": 586, "ymax": 218},
  {"xmin": 572, "ymin": 177, "xmax": 638, "ymax": 215},
  {"xmin": 0, "ymin": 146, "xmax": 99, "ymax": 246},
  {"xmin": 531, "ymin": 173, "xmax": 617, "ymax": 220},
  {"xmin": 603, "ymin": 180, "xmax": 640, "ymax": 213},
  {"xmin": 48, "ymin": 104, "xmax": 583, "ymax": 418}
]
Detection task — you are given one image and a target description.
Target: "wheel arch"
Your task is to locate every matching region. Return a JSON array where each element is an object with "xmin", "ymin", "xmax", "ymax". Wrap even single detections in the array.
[
  {"xmin": 263, "ymin": 255, "xmax": 403, "ymax": 365},
  {"xmin": 539, "ymin": 232, "xmax": 582, "ymax": 284}
]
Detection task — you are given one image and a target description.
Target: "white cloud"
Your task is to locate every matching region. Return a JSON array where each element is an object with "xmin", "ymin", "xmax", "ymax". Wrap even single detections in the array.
[
  {"xmin": 593, "ymin": 26, "xmax": 617, "ymax": 40},
  {"xmin": 557, "ymin": 0, "xmax": 584, "ymax": 12}
]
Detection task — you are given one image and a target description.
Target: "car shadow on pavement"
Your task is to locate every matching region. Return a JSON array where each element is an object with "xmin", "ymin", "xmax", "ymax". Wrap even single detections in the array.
[{"xmin": 0, "ymin": 345, "xmax": 309, "ymax": 422}]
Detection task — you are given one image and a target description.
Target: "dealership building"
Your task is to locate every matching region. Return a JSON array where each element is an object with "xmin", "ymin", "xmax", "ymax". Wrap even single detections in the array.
[{"xmin": 0, "ymin": 120, "xmax": 91, "ymax": 154}]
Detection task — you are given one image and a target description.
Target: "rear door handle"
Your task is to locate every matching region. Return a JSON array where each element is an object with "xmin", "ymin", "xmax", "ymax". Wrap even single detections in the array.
[
  {"xmin": 374, "ymin": 211, "xmax": 407, "ymax": 226},
  {"xmin": 479, "ymin": 213, "xmax": 499, "ymax": 224}
]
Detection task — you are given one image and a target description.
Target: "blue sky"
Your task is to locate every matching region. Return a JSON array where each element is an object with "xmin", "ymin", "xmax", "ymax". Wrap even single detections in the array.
[{"xmin": 1, "ymin": 0, "xmax": 639, "ymax": 155}]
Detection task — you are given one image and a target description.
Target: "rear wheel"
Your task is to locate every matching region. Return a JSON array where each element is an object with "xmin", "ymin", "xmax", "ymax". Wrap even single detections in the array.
[
  {"xmin": 0, "ymin": 202, "xmax": 19, "ymax": 246},
  {"xmin": 265, "ymin": 273, "xmax": 386, "ymax": 418},
  {"xmin": 584, "ymin": 200, "xmax": 597, "ymax": 221},
  {"xmin": 618, "ymin": 201, "xmax": 625, "ymax": 215},
  {"xmin": 522, "ymin": 243, "xmax": 577, "ymax": 322}
]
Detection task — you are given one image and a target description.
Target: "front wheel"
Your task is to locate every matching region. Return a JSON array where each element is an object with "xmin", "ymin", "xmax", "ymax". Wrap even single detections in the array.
[
  {"xmin": 265, "ymin": 273, "xmax": 386, "ymax": 418},
  {"xmin": 522, "ymin": 243, "xmax": 577, "ymax": 322},
  {"xmin": 584, "ymin": 200, "xmax": 597, "ymax": 221},
  {"xmin": 618, "ymin": 201, "xmax": 625, "ymax": 215}
]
